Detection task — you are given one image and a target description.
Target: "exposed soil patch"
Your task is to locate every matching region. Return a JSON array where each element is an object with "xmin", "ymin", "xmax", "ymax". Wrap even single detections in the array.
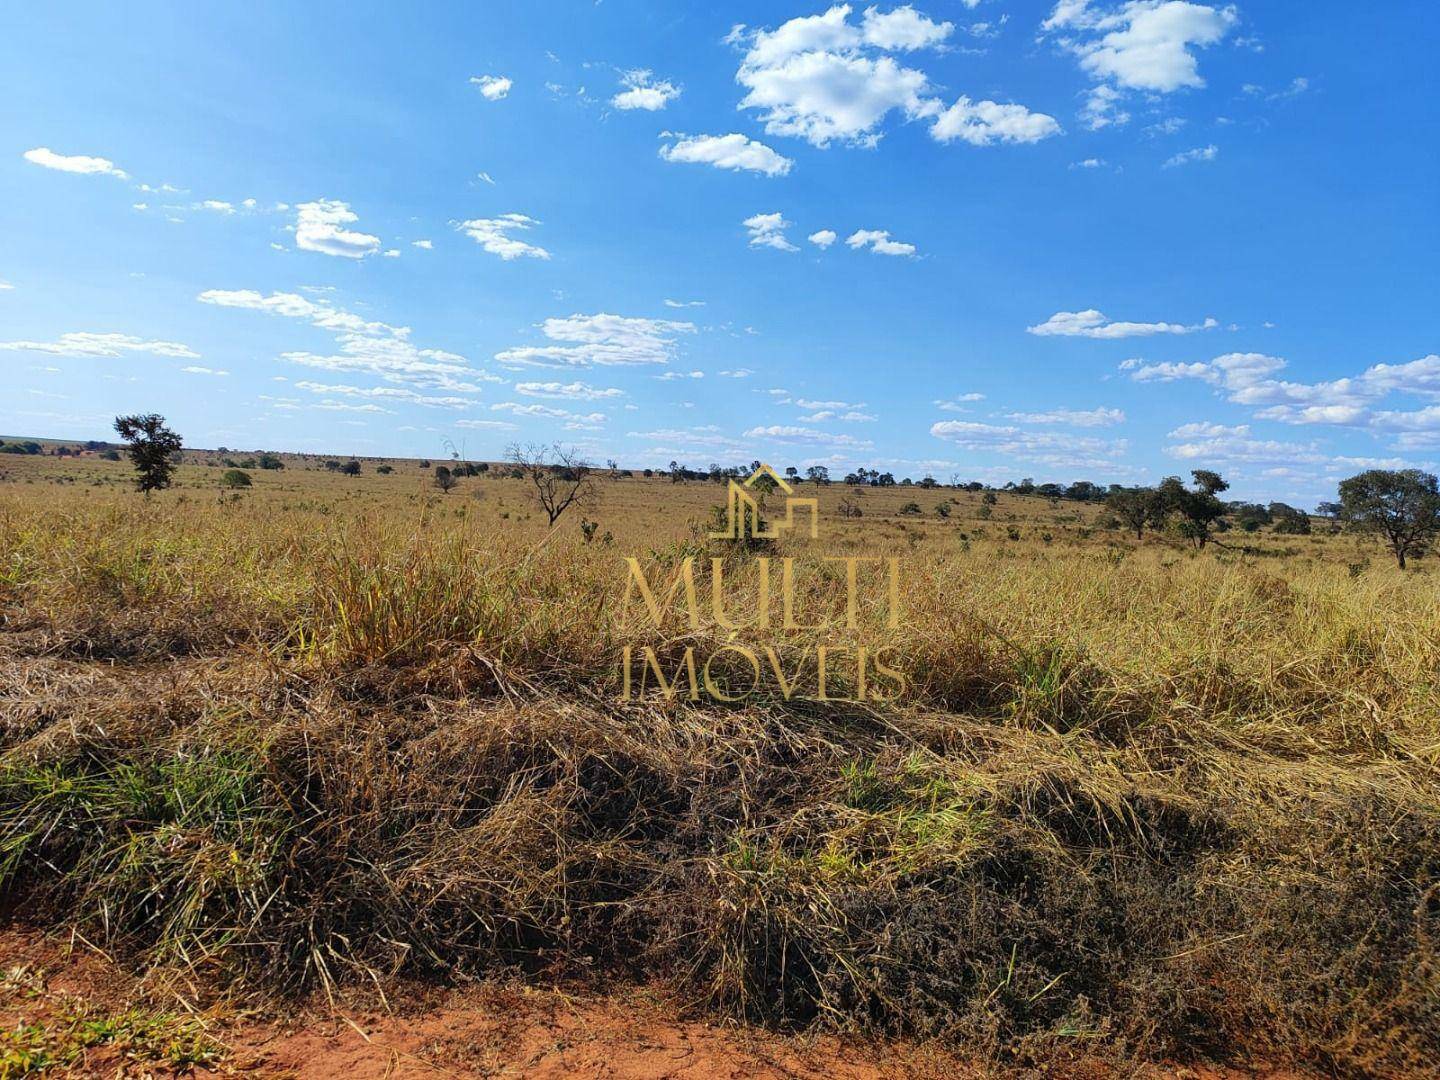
[{"xmin": 0, "ymin": 926, "xmax": 1319, "ymax": 1080}]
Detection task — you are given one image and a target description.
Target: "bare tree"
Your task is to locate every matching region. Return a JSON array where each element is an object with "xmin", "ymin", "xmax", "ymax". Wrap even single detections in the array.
[{"xmin": 508, "ymin": 443, "xmax": 597, "ymax": 526}]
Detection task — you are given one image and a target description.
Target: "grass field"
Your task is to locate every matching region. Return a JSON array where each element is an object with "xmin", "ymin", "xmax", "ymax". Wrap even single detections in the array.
[{"xmin": 2, "ymin": 449, "xmax": 1437, "ymax": 1076}]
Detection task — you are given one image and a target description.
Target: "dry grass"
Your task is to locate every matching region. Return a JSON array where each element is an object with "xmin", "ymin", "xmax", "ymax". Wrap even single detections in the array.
[{"xmin": 1, "ymin": 453, "xmax": 1437, "ymax": 1076}]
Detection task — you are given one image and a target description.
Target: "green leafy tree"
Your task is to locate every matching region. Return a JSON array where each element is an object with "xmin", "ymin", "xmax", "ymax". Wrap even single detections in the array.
[
  {"xmin": 113, "ymin": 413, "xmax": 182, "ymax": 494},
  {"xmin": 220, "ymin": 469, "xmax": 252, "ymax": 488},
  {"xmin": 1106, "ymin": 486, "xmax": 1160, "ymax": 539},
  {"xmin": 1157, "ymin": 470, "xmax": 1229, "ymax": 549},
  {"xmin": 1338, "ymin": 469, "xmax": 1440, "ymax": 568},
  {"xmin": 433, "ymin": 465, "xmax": 457, "ymax": 493}
]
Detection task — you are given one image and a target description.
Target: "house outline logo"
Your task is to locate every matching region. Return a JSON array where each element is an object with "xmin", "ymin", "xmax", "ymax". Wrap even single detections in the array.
[{"xmin": 709, "ymin": 463, "xmax": 820, "ymax": 540}]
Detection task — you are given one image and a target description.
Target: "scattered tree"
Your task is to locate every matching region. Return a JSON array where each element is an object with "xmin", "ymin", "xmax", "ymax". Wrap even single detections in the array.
[
  {"xmin": 220, "ymin": 468, "xmax": 252, "ymax": 489},
  {"xmin": 113, "ymin": 413, "xmax": 183, "ymax": 494},
  {"xmin": 806, "ymin": 465, "xmax": 831, "ymax": 486},
  {"xmin": 340, "ymin": 460, "xmax": 361, "ymax": 476},
  {"xmin": 433, "ymin": 465, "xmax": 457, "ymax": 493},
  {"xmin": 1106, "ymin": 486, "xmax": 1161, "ymax": 540},
  {"xmin": 508, "ymin": 443, "xmax": 597, "ymax": 526},
  {"xmin": 1157, "ymin": 470, "xmax": 1229, "ymax": 549},
  {"xmin": 1338, "ymin": 469, "xmax": 1440, "ymax": 568}
]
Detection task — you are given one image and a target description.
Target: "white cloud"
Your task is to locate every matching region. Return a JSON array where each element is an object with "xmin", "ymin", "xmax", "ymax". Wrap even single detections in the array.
[
  {"xmin": 22, "ymin": 147, "xmax": 128, "ymax": 179},
  {"xmin": 471, "ymin": 75, "xmax": 512, "ymax": 101},
  {"xmin": 197, "ymin": 288, "xmax": 493, "ymax": 391},
  {"xmin": 1044, "ymin": 2, "xmax": 1238, "ymax": 128},
  {"xmin": 933, "ymin": 393, "xmax": 985, "ymax": 411},
  {"xmin": 744, "ymin": 211, "xmax": 799, "ymax": 251},
  {"xmin": 456, "ymin": 419, "xmax": 519, "ymax": 430},
  {"xmin": 735, "ymin": 6, "xmax": 937, "ymax": 147},
  {"xmin": 860, "ymin": 4, "xmax": 955, "ymax": 50},
  {"xmin": 719, "ymin": 368, "xmax": 754, "ymax": 377},
  {"xmin": 495, "ymin": 312, "xmax": 696, "ymax": 368},
  {"xmin": 931, "ymin": 419, "xmax": 1127, "ymax": 468},
  {"xmin": 655, "ymin": 369, "xmax": 705, "ymax": 380},
  {"xmin": 294, "ymin": 381, "xmax": 475, "ymax": 409},
  {"xmin": 0, "ymin": 332, "xmax": 198, "ymax": 359},
  {"xmin": 1045, "ymin": 1, "xmax": 1238, "ymax": 88},
  {"xmin": 1126, "ymin": 352, "xmax": 1440, "ymax": 441},
  {"xmin": 1028, "ymin": 309, "xmax": 1219, "ymax": 338},
  {"xmin": 180, "ymin": 365, "xmax": 229, "ymax": 375},
  {"xmin": 457, "ymin": 214, "xmax": 551, "ymax": 260},
  {"xmin": 514, "ymin": 380, "xmax": 624, "ymax": 400},
  {"xmin": 658, "ymin": 133, "xmax": 793, "ymax": 176},
  {"xmin": 0, "ymin": 280, "xmax": 13, "ymax": 290},
  {"xmin": 846, "ymin": 228, "xmax": 916, "ymax": 256},
  {"xmin": 930, "ymin": 97, "xmax": 1062, "ymax": 145},
  {"xmin": 492, "ymin": 401, "xmax": 607, "ymax": 424},
  {"xmin": 1071, "ymin": 157, "xmax": 1107, "ymax": 168},
  {"xmin": 1005, "ymin": 406, "xmax": 1126, "ymax": 426},
  {"xmin": 1165, "ymin": 427, "xmax": 1326, "ymax": 465},
  {"xmin": 808, "ymin": 229, "xmax": 837, "ymax": 248},
  {"xmin": 199, "ymin": 200, "xmax": 235, "ymax": 214},
  {"xmin": 664, "ymin": 298, "xmax": 706, "ymax": 308},
  {"xmin": 612, "ymin": 69, "xmax": 681, "ymax": 110},
  {"xmin": 412, "ymin": 239, "xmax": 433, "ymax": 249},
  {"xmin": 1163, "ymin": 144, "xmax": 1218, "ymax": 168},
  {"xmin": 743, "ymin": 424, "xmax": 873, "ymax": 448},
  {"xmin": 733, "ymin": 5, "xmax": 1053, "ymax": 150},
  {"xmin": 294, "ymin": 200, "xmax": 381, "ymax": 259}
]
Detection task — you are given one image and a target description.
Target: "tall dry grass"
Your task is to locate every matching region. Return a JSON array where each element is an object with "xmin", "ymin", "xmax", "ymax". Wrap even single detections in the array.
[{"xmin": 0, "ymin": 476, "xmax": 1436, "ymax": 1074}]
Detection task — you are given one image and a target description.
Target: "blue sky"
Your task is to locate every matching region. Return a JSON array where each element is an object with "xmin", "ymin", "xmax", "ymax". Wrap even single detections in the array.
[{"xmin": 2, "ymin": 0, "xmax": 1436, "ymax": 505}]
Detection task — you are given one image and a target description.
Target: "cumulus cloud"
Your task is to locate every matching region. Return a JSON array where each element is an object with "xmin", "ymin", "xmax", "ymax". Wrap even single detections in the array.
[
  {"xmin": 808, "ymin": 229, "xmax": 837, "ymax": 248},
  {"xmin": 1125, "ymin": 353, "xmax": 1440, "ymax": 444},
  {"xmin": 457, "ymin": 214, "xmax": 551, "ymax": 260},
  {"xmin": 197, "ymin": 288, "xmax": 492, "ymax": 391},
  {"xmin": 492, "ymin": 401, "xmax": 607, "ymax": 425},
  {"xmin": 731, "ymin": 5, "xmax": 1056, "ymax": 149},
  {"xmin": 294, "ymin": 200, "xmax": 381, "ymax": 259},
  {"xmin": 612, "ymin": 69, "xmax": 681, "ymax": 110},
  {"xmin": 1163, "ymin": 144, "xmax": 1219, "ymax": 167},
  {"xmin": 744, "ymin": 212, "xmax": 799, "ymax": 251},
  {"xmin": 22, "ymin": 147, "xmax": 128, "ymax": 179},
  {"xmin": 514, "ymin": 380, "xmax": 624, "ymax": 400},
  {"xmin": 293, "ymin": 381, "xmax": 476, "ymax": 409},
  {"xmin": 1164, "ymin": 423, "xmax": 1326, "ymax": 465},
  {"xmin": 1004, "ymin": 406, "xmax": 1126, "ymax": 426},
  {"xmin": 743, "ymin": 424, "xmax": 874, "ymax": 449},
  {"xmin": 1042, "ymin": 1, "xmax": 1238, "ymax": 129},
  {"xmin": 0, "ymin": 332, "xmax": 197, "ymax": 359},
  {"xmin": 495, "ymin": 313, "xmax": 696, "ymax": 368},
  {"xmin": 933, "ymin": 393, "xmax": 985, "ymax": 411},
  {"xmin": 1028, "ymin": 309, "xmax": 1219, "ymax": 338},
  {"xmin": 846, "ymin": 228, "xmax": 916, "ymax": 256},
  {"xmin": 931, "ymin": 419, "xmax": 1127, "ymax": 468},
  {"xmin": 471, "ymin": 75, "xmax": 512, "ymax": 100},
  {"xmin": 658, "ymin": 133, "xmax": 793, "ymax": 176},
  {"xmin": 930, "ymin": 97, "xmax": 1063, "ymax": 145}
]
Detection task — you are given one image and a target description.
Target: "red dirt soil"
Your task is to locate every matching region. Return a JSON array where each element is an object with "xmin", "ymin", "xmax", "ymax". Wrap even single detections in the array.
[{"xmin": 0, "ymin": 926, "xmax": 1311, "ymax": 1079}]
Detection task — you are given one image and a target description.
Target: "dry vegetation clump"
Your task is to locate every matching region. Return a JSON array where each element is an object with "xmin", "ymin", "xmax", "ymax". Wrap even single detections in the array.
[{"xmin": 0, "ymin": 472, "xmax": 1437, "ymax": 1075}]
